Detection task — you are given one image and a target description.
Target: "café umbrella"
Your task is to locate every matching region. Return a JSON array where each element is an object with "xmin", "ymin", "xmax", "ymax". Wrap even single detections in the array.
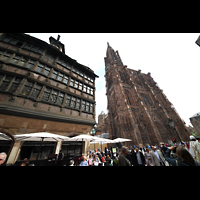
[
  {"xmin": 90, "ymin": 137, "xmax": 114, "ymax": 151},
  {"xmin": 68, "ymin": 134, "xmax": 98, "ymax": 155},
  {"xmin": 68, "ymin": 134, "xmax": 97, "ymax": 142},
  {"xmin": 112, "ymin": 138, "xmax": 132, "ymax": 143},
  {"xmin": 0, "ymin": 133, "xmax": 12, "ymax": 141},
  {"xmin": 14, "ymin": 132, "xmax": 70, "ymax": 160}
]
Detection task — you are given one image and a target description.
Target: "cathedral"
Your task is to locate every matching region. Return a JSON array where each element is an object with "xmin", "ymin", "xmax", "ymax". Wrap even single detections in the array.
[{"xmin": 104, "ymin": 43, "xmax": 190, "ymax": 147}]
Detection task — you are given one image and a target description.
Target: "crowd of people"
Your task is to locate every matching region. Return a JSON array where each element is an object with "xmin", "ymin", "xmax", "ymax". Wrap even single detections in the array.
[
  {"xmin": 72, "ymin": 135, "xmax": 200, "ymax": 166},
  {"xmin": 1, "ymin": 135, "xmax": 200, "ymax": 166}
]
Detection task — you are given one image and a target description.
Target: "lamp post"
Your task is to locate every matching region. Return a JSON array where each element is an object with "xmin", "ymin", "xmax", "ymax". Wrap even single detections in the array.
[{"xmin": 168, "ymin": 118, "xmax": 182, "ymax": 144}]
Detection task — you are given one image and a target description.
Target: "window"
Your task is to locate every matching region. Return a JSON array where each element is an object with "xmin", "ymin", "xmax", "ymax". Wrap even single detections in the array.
[
  {"xmin": 91, "ymin": 88, "xmax": 94, "ymax": 95},
  {"xmin": 90, "ymin": 104, "xmax": 93, "ymax": 113},
  {"xmin": 10, "ymin": 55, "xmax": 21, "ymax": 65},
  {"xmin": 18, "ymin": 57, "xmax": 28, "ymax": 67},
  {"xmin": 78, "ymin": 83, "xmax": 82, "ymax": 90},
  {"xmin": 9, "ymin": 38, "xmax": 18, "ymax": 45},
  {"xmin": 44, "ymin": 53, "xmax": 55, "ymax": 64},
  {"xmin": 74, "ymin": 81, "xmax": 78, "ymax": 88},
  {"xmin": 2, "ymin": 35, "xmax": 12, "ymax": 43},
  {"xmin": 51, "ymin": 70, "xmax": 58, "ymax": 79},
  {"xmin": 57, "ymin": 73, "xmax": 64, "ymax": 81},
  {"xmin": 50, "ymin": 90, "xmax": 58, "ymax": 103},
  {"xmin": 65, "ymin": 95, "xmax": 71, "ymax": 107},
  {"xmin": 63, "ymin": 75, "xmax": 69, "ymax": 84},
  {"xmin": 57, "ymin": 92, "xmax": 64, "ymax": 105},
  {"xmin": 31, "ymin": 84, "xmax": 42, "ymax": 98},
  {"xmin": 86, "ymin": 102, "xmax": 90, "ymax": 112},
  {"xmin": 31, "ymin": 46, "xmax": 37, "ymax": 52},
  {"xmin": 83, "ymin": 85, "xmax": 87, "ymax": 92},
  {"xmin": 70, "ymin": 97, "xmax": 76, "ymax": 108},
  {"xmin": 69, "ymin": 78, "xmax": 74, "ymax": 87},
  {"xmin": 87, "ymin": 86, "xmax": 91, "ymax": 94},
  {"xmin": 67, "ymin": 64, "xmax": 71, "ymax": 70},
  {"xmin": 81, "ymin": 100, "xmax": 86, "ymax": 111},
  {"xmin": 76, "ymin": 98, "xmax": 80, "ymax": 109},
  {"xmin": 36, "ymin": 63, "xmax": 45, "ymax": 73},
  {"xmin": 22, "ymin": 81, "xmax": 34, "ymax": 96},
  {"xmin": 24, "ymin": 43, "xmax": 31, "ymax": 50},
  {"xmin": 42, "ymin": 87, "xmax": 51, "ymax": 101},
  {"xmin": 8, "ymin": 77, "xmax": 22, "ymax": 93},
  {"xmin": 24, "ymin": 43, "xmax": 43, "ymax": 54},
  {"xmin": 0, "ymin": 75, "xmax": 13, "ymax": 91},
  {"xmin": 43, "ymin": 66, "xmax": 51, "ymax": 76},
  {"xmin": 0, "ymin": 52, "xmax": 12, "ymax": 62},
  {"xmin": 26, "ymin": 60, "xmax": 35, "ymax": 69}
]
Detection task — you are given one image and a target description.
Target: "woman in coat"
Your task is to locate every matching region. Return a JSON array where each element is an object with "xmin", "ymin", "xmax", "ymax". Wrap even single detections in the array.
[{"xmin": 165, "ymin": 145, "xmax": 199, "ymax": 166}]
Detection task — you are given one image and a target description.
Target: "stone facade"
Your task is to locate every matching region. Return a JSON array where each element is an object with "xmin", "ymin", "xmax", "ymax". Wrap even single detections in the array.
[
  {"xmin": 0, "ymin": 33, "xmax": 98, "ymax": 137},
  {"xmin": 104, "ymin": 43, "xmax": 190, "ymax": 147},
  {"xmin": 0, "ymin": 33, "xmax": 98, "ymax": 164}
]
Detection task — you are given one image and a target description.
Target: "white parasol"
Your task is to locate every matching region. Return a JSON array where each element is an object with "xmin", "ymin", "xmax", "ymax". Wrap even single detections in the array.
[
  {"xmin": 112, "ymin": 138, "xmax": 132, "ymax": 143},
  {"xmin": 14, "ymin": 132, "xmax": 70, "ymax": 142}
]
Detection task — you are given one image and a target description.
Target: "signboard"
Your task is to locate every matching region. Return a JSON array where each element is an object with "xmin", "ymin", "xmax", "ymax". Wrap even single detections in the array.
[{"xmin": 112, "ymin": 148, "xmax": 116, "ymax": 153}]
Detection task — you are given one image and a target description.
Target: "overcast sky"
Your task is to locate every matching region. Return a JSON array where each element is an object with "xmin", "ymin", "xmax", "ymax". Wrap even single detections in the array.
[{"xmin": 29, "ymin": 33, "xmax": 200, "ymax": 126}]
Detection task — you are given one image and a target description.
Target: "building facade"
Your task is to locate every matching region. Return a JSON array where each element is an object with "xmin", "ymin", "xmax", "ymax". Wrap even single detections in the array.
[
  {"xmin": 0, "ymin": 33, "xmax": 98, "ymax": 164},
  {"xmin": 189, "ymin": 112, "xmax": 200, "ymax": 137},
  {"xmin": 104, "ymin": 43, "xmax": 190, "ymax": 147}
]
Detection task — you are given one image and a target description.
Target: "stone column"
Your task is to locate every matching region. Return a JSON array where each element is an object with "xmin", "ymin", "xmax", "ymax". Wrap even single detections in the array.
[
  {"xmin": 6, "ymin": 140, "xmax": 23, "ymax": 166},
  {"xmin": 54, "ymin": 141, "xmax": 62, "ymax": 154}
]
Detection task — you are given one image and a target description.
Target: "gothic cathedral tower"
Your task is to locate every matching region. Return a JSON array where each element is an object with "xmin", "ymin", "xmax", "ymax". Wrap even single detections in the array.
[{"xmin": 104, "ymin": 43, "xmax": 190, "ymax": 147}]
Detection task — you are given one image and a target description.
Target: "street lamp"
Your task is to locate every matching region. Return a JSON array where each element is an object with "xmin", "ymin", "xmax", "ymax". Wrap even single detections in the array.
[{"xmin": 168, "ymin": 118, "xmax": 183, "ymax": 144}]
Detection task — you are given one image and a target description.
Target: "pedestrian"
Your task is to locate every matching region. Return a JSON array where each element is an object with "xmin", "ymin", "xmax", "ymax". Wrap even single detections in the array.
[
  {"xmin": 165, "ymin": 145, "xmax": 199, "ymax": 166},
  {"xmin": 132, "ymin": 147, "xmax": 146, "ymax": 166},
  {"xmin": 101, "ymin": 153, "xmax": 106, "ymax": 163},
  {"xmin": 88, "ymin": 155, "xmax": 93, "ymax": 166},
  {"xmin": 112, "ymin": 154, "xmax": 118, "ymax": 166},
  {"xmin": 105, "ymin": 154, "xmax": 112, "ymax": 166},
  {"xmin": 79, "ymin": 156, "xmax": 88, "ymax": 166},
  {"xmin": 93, "ymin": 154, "xmax": 100, "ymax": 166},
  {"xmin": 0, "ymin": 152, "xmax": 7, "ymax": 166},
  {"xmin": 69, "ymin": 160, "xmax": 74, "ymax": 166},
  {"xmin": 160, "ymin": 142, "xmax": 168, "ymax": 156},
  {"xmin": 118, "ymin": 146, "xmax": 131, "ymax": 166},
  {"xmin": 144, "ymin": 148, "xmax": 152, "ymax": 166},
  {"xmin": 150, "ymin": 146, "xmax": 161, "ymax": 166}
]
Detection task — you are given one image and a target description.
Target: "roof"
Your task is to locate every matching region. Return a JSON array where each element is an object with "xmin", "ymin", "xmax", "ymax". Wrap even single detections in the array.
[{"xmin": 190, "ymin": 112, "xmax": 200, "ymax": 118}]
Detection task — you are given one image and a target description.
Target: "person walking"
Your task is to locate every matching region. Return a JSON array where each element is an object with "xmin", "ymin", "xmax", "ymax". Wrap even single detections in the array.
[
  {"xmin": 118, "ymin": 146, "xmax": 131, "ymax": 166},
  {"xmin": 150, "ymin": 146, "xmax": 161, "ymax": 166},
  {"xmin": 132, "ymin": 147, "xmax": 146, "ymax": 166},
  {"xmin": 144, "ymin": 148, "xmax": 152, "ymax": 166}
]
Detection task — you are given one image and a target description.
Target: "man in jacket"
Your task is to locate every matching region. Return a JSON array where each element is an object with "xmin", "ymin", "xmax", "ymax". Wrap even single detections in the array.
[
  {"xmin": 132, "ymin": 147, "xmax": 146, "ymax": 166},
  {"xmin": 118, "ymin": 146, "xmax": 131, "ymax": 166},
  {"xmin": 150, "ymin": 146, "xmax": 161, "ymax": 166}
]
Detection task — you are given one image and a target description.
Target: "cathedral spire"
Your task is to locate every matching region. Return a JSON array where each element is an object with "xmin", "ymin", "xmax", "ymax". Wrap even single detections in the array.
[{"xmin": 105, "ymin": 43, "xmax": 123, "ymax": 67}]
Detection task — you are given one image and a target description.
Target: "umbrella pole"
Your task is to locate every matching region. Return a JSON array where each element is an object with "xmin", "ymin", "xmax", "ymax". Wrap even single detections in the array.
[
  {"xmin": 81, "ymin": 138, "xmax": 83, "ymax": 156},
  {"xmin": 36, "ymin": 137, "xmax": 44, "ymax": 161}
]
